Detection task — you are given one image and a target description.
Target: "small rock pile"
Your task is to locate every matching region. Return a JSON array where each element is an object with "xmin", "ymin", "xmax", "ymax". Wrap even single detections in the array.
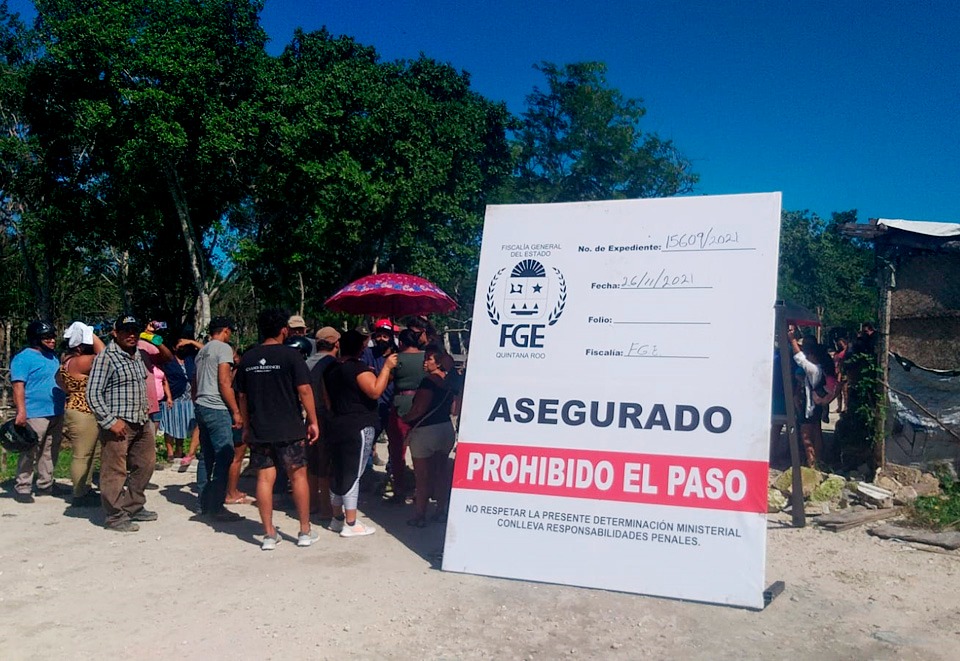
[{"xmin": 767, "ymin": 462, "xmax": 943, "ymax": 516}]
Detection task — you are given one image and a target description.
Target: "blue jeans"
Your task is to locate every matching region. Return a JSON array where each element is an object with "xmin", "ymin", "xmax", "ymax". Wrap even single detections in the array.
[{"xmin": 195, "ymin": 405, "xmax": 234, "ymax": 514}]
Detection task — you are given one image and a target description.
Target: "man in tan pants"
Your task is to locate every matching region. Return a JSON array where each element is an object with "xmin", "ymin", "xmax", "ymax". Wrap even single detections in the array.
[{"xmin": 11, "ymin": 321, "xmax": 65, "ymax": 503}]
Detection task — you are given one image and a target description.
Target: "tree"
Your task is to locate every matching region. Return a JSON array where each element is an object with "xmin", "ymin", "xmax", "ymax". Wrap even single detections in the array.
[
  {"xmin": 238, "ymin": 29, "xmax": 513, "ymax": 317},
  {"xmin": 0, "ymin": 0, "xmax": 96, "ymax": 324},
  {"xmin": 777, "ymin": 209, "xmax": 876, "ymax": 328},
  {"xmin": 502, "ymin": 61, "xmax": 698, "ymax": 204},
  {"xmin": 27, "ymin": 0, "xmax": 270, "ymax": 330}
]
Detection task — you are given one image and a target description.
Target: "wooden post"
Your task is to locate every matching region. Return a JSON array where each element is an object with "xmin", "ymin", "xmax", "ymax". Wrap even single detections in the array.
[
  {"xmin": 775, "ymin": 303, "xmax": 805, "ymax": 527},
  {"xmin": 875, "ymin": 263, "xmax": 893, "ymax": 470}
]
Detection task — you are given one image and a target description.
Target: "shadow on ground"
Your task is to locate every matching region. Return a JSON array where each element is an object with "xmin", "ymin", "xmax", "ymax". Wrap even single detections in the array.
[
  {"xmin": 159, "ymin": 477, "xmax": 264, "ymax": 547},
  {"xmin": 359, "ymin": 459, "xmax": 448, "ymax": 569}
]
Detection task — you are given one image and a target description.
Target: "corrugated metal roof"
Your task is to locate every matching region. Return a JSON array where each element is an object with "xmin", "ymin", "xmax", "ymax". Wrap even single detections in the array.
[{"xmin": 877, "ymin": 219, "xmax": 960, "ymax": 237}]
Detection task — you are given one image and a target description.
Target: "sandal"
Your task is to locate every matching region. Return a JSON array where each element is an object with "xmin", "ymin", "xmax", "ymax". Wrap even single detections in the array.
[
  {"xmin": 406, "ymin": 516, "xmax": 428, "ymax": 528},
  {"xmin": 225, "ymin": 494, "xmax": 253, "ymax": 505}
]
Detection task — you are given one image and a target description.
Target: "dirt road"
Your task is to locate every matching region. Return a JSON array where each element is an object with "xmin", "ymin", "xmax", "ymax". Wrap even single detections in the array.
[{"xmin": 1, "ymin": 464, "xmax": 958, "ymax": 660}]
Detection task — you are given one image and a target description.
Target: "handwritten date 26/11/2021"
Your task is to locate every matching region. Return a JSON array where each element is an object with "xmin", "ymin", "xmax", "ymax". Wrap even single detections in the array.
[
  {"xmin": 620, "ymin": 270, "xmax": 696, "ymax": 289},
  {"xmin": 664, "ymin": 227, "xmax": 741, "ymax": 251}
]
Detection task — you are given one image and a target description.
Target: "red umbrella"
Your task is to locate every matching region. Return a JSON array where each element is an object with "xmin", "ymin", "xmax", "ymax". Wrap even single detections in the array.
[
  {"xmin": 781, "ymin": 301, "xmax": 821, "ymax": 327},
  {"xmin": 324, "ymin": 273, "xmax": 457, "ymax": 317}
]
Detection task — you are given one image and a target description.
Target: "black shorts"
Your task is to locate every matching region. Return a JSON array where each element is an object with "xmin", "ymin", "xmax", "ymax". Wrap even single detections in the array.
[{"xmin": 249, "ymin": 439, "xmax": 307, "ymax": 471}]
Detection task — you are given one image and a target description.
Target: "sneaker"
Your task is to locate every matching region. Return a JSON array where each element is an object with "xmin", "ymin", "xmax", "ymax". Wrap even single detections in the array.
[
  {"xmin": 297, "ymin": 529, "xmax": 320, "ymax": 547},
  {"xmin": 340, "ymin": 520, "xmax": 375, "ymax": 538},
  {"xmin": 328, "ymin": 518, "xmax": 344, "ymax": 533},
  {"xmin": 13, "ymin": 492, "xmax": 34, "ymax": 504},
  {"xmin": 106, "ymin": 520, "xmax": 140, "ymax": 533},
  {"xmin": 261, "ymin": 532, "xmax": 281, "ymax": 551},
  {"xmin": 130, "ymin": 508, "xmax": 159, "ymax": 522}
]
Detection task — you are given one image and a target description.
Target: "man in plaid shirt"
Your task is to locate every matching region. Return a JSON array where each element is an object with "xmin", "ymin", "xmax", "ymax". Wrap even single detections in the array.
[{"xmin": 86, "ymin": 315, "xmax": 157, "ymax": 532}]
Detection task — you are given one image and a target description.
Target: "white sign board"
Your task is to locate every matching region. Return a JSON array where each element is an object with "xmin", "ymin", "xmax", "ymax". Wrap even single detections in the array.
[{"xmin": 442, "ymin": 193, "xmax": 782, "ymax": 609}]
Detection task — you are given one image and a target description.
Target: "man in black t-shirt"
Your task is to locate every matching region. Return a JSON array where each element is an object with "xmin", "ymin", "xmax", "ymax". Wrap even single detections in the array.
[
  {"xmin": 236, "ymin": 309, "xmax": 320, "ymax": 550},
  {"xmin": 307, "ymin": 326, "xmax": 340, "ymax": 518}
]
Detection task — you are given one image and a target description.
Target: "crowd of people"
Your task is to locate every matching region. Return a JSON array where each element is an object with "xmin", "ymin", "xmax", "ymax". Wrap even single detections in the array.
[
  {"xmin": 774, "ymin": 322, "xmax": 878, "ymax": 468},
  {"xmin": 6, "ymin": 310, "xmax": 460, "ymax": 549}
]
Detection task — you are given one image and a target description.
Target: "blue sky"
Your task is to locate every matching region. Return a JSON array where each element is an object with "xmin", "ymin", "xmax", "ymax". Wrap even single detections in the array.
[
  {"xmin": 258, "ymin": 1, "xmax": 959, "ymax": 225},
  {"xmin": 11, "ymin": 1, "xmax": 959, "ymax": 224}
]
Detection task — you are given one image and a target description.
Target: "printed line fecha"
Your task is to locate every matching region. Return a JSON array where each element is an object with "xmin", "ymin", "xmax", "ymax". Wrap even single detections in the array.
[{"xmin": 618, "ymin": 286, "xmax": 713, "ymax": 289}]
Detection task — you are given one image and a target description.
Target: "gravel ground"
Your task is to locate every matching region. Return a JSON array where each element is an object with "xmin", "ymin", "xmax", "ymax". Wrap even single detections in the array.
[{"xmin": 1, "ymin": 459, "xmax": 958, "ymax": 661}]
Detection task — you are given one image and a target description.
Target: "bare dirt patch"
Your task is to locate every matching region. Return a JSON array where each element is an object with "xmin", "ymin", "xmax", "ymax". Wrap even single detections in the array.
[{"xmin": 1, "ymin": 465, "xmax": 959, "ymax": 660}]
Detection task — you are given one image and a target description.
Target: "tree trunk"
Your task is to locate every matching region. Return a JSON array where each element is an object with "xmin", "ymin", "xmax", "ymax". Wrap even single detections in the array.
[
  {"xmin": 193, "ymin": 291, "xmax": 211, "ymax": 335},
  {"xmin": 166, "ymin": 167, "xmax": 212, "ymax": 333},
  {"xmin": 297, "ymin": 271, "xmax": 305, "ymax": 316},
  {"xmin": 110, "ymin": 248, "xmax": 133, "ymax": 312},
  {"xmin": 13, "ymin": 217, "xmax": 52, "ymax": 321}
]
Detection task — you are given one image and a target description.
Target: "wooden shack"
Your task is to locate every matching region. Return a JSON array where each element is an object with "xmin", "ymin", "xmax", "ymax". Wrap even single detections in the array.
[{"xmin": 844, "ymin": 219, "xmax": 960, "ymax": 465}]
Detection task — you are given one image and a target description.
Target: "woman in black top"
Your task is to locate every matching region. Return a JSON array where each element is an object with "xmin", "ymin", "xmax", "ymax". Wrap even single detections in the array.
[
  {"xmin": 402, "ymin": 347, "xmax": 457, "ymax": 527},
  {"xmin": 323, "ymin": 330, "xmax": 397, "ymax": 537}
]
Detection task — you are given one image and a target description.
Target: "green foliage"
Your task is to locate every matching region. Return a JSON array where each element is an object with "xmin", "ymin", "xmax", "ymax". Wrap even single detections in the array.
[
  {"xmin": 501, "ymin": 61, "xmax": 698, "ymax": 204},
  {"xmin": 25, "ymin": 0, "xmax": 270, "ymax": 325},
  {"xmin": 834, "ymin": 350, "xmax": 883, "ymax": 469},
  {"xmin": 0, "ymin": 2, "xmax": 881, "ymax": 350},
  {"xmin": 238, "ymin": 29, "xmax": 513, "ymax": 317},
  {"xmin": 1, "ymin": 446, "xmax": 72, "ymax": 480},
  {"xmin": 778, "ymin": 209, "xmax": 875, "ymax": 327},
  {"xmin": 910, "ymin": 468, "xmax": 960, "ymax": 530}
]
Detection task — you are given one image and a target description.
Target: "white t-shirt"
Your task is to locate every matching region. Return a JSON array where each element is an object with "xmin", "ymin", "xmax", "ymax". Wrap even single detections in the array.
[{"xmin": 793, "ymin": 351, "xmax": 823, "ymax": 418}]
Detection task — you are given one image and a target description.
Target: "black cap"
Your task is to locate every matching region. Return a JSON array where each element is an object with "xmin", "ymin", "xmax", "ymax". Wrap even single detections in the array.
[
  {"xmin": 114, "ymin": 314, "xmax": 140, "ymax": 331},
  {"xmin": 209, "ymin": 316, "xmax": 236, "ymax": 333}
]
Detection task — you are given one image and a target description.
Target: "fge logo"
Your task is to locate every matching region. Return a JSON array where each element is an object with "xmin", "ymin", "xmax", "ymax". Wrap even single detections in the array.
[{"xmin": 486, "ymin": 259, "xmax": 566, "ymax": 348}]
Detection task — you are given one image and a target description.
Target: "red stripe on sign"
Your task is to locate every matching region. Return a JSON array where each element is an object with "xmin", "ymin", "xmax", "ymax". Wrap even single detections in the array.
[{"xmin": 453, "ymin": 443, "xmax": 768, "ymax": 514}]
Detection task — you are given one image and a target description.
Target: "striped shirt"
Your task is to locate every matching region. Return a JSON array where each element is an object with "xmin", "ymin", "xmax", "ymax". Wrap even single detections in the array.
[{"xmin": 86, "ymin": 340, "xmax": 149, "ymax": 430}]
